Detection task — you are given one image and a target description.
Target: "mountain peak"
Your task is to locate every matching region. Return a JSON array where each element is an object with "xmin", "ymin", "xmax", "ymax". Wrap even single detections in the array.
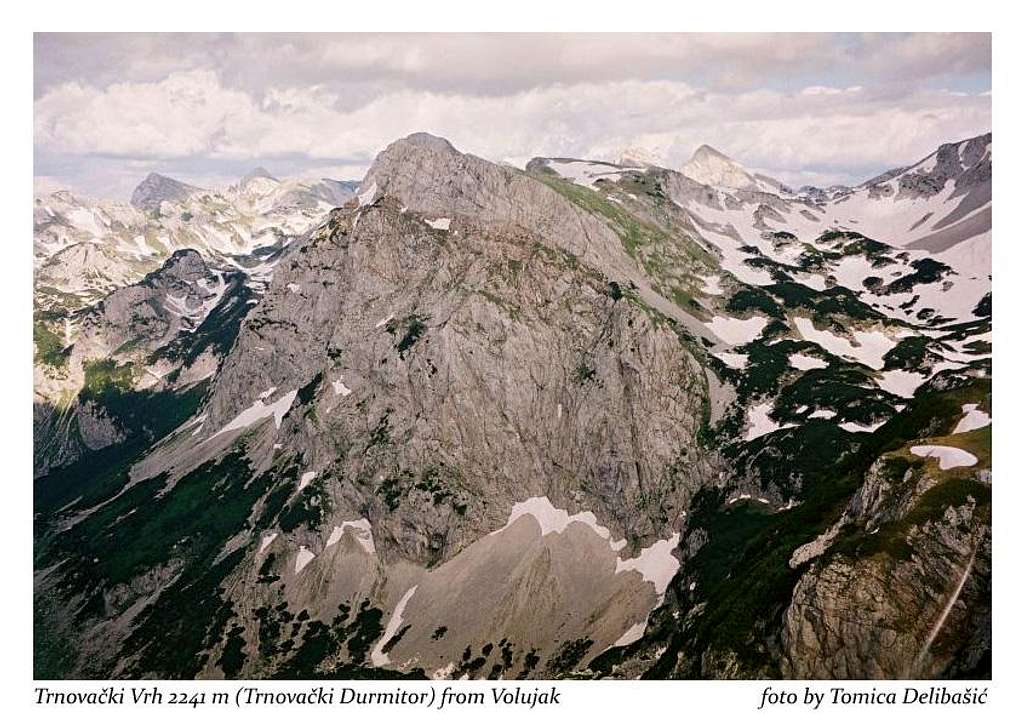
[
  {"xmin": 691, "ymin": 144, "xmax": 732, "ymax": 161},
  {"xmin": 392, "ymin": 132, "xmax": 459, "ymax": 155},
  {"xmin": 130, "ymin": 173, "xmax": 201, "ymax": 211},
  {"xmin": 681, "ymin": 144, "xmax": 791, "ymax": 194},
  {"xmin": 241, "ymin": 166, "xmax": 278, "ymax": 185},
  {"xmin": 362, "ymin": 133, "xmax": 464, "ymax": 197},
  {"xmin": 681, "ymin": 144, "xmax": 760, "ymax": 191},
  {"xmin": 863, "ymin": 131, "xmax": 991, "ymax": 191}
]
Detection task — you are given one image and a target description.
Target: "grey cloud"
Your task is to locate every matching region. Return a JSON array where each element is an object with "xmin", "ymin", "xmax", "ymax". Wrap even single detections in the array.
[
  {"xmin": 35, "ymin": 33, "xmax": 990, "ymax": 97},
  {"xmin": 33, "ymin": 33, "xmax": 992, "ymax": 199}
]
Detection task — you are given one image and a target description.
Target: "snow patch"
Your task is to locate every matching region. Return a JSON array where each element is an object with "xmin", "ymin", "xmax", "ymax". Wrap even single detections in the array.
[
  {"xmin": 705, "ymin": 315, "xmax": 768, "ymax": 346},
  {"xmin": 613, "ymin": 620, "xmax": 648, "ymax": 648},
  {"xmin": 875, "ymin": 370, "xmax": 927, "ymax": 399},
  {"xmin": 188, "ymin": 413, "xmax": 208, "ymax": 437},
  {"xmin": 332, "ymin": 378, "xmax": 352, "ymax": 397},
  {"xmin": 714, "ymin": 351, "xmax": 748, "ymax": 369},
  {"xmin": 699, "ymin": 274, "xmax": 724, "ymax": 296},
  {"xmin": 294, "ymin": 546, "xmax": 315, "ymax": 574},
  {"xmin": 744, "ymin": 401, "xmax": 792, "ymax": 441},
  {"xmin": 298, "ymin": 471, "xmax": 317, "ymax": 491},
  {"xmin": 614, "ymin": 533, "xmax": 681, "ymax": 595},
  {"xmin": 259, "ymin": 532, "xmax": 278, "ymax": 553},
  {"xmin": 788, "ymin": 353, "xmax": 828, "ymax": 371},
  {"xmin": 953, "ymin": 403, "xmax": 990, "ymax": 434},
  {"xmin": 838, "ymin": 420, "xmax": 886, "ymax": 433},
  {"xmin": 372, "ymin": 586, "xmax": 418, "ymax": 666},
  {"xmin": 426, "ymin": 217, "xmax": 451, "ymax": 231},
  {"xmin": 910, "ymin": 445, "xmax": 978, "ymax": 469},
  {"xmin": 211, "ymin": 389, "xmax": 297, "ymax": 439},
  {"xmin": 547, "ymin": 160, "xmax": 626, "ymax": 190},
  {"xmin": 326, "ymin": 519, "xmax": 376, "ymax": 554},
  {"xmin": 504, "ymin": 496, "xmax": 612, "ymax": 541},
  {"xmin": 793, "ymin": 317, "xmax": 897, "ymax": 370}
]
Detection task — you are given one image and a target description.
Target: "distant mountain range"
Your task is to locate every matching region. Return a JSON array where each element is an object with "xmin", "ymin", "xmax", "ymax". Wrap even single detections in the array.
[{"xmin": 34, "ymin": 170, "xmax": 359, "ymax": 312}]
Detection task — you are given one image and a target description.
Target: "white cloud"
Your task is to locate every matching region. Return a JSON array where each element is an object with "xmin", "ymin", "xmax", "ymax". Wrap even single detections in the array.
[
  {"xmin": 35, "ymin": 70, "xmax": 256, "ymax": 158},
  {"xmin": 34, "ymin": 33, "xmax": 991, "ymax": 98},
  {"xmin": 34, "ymin": 69, "xmax": 989, "ymax": 189},
  {"xmin": 33, "ymin": 34, "xmax": 991, "ymax": 196}
]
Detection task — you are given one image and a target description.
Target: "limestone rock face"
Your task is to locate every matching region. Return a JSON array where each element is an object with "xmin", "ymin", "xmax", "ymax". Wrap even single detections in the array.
[
  {"xmin": 195, "ymin": 135, "xmax": 713, "ymax": 558},
  {"xmin": 780, "ymin": 456, "xmax": 991, "ymax": 679}
]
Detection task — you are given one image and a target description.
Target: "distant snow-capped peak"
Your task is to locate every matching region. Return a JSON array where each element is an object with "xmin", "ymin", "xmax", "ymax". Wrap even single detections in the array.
[{"xmin": 681, "ymin": 144, "xmax": 791, "ymax": 195}]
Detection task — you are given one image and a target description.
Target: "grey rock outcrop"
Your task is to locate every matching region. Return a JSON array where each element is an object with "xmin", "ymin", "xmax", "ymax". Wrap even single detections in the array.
[{"xmin": 780, "ymin": 453, "xmax": 991, "ymax": 678}]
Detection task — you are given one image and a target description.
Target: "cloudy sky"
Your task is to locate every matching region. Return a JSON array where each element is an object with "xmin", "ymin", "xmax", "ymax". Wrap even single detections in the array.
[{"xmin": 34, "ymin": 33, "xmax": 991, "ymax": 199}]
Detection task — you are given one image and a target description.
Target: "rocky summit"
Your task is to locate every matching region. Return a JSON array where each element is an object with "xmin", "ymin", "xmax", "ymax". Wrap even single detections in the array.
[{"xmin": 33, "ymin": 132, "xmax": 991, "ymax": 680}]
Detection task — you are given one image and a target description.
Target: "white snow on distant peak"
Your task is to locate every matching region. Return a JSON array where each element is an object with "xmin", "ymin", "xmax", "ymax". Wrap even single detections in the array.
[
  {"xmin": 259, "ymin": 532, "xmax": 278, "ymax": 553},
  {"xmin": 681, "ymin": 145, "xmax": 759, "ymax": 191},
  {"xmin": 793, "ymin": 317, "xmax": 897, "ymax": 370},
  {"xmin": 788, "ymin": 353, "xmax": 828, "ymax": 371},
  {"xmin": 614, "ymin": 533, "xmax": 681, "ymax": 595},
  {"xmin": 211, "ymin": 389, "xmax": 297, "ymax": 439},
  {"xmin": 294, "ymin": 545, "xmax": 315, "ymax": 574},
  {"xmin": 326, "ymin": 519, "xmax": 376, "ymax": 554},
  {"xmin": 298, "ymin": 471, "xmax": 317, "ymax": 491},
  {"xmin": 953, "ymin": 403, "xmax": 991, "ymax": 434},
  {"xmin": 372, "ymin": 586, "xmax": 418, "ymax": 667},
  {"xmin": 910, "ymin": 444, "xmax": 978, "ymax": 469},
  {"xmin": 705, "ymin": 315, "xmax": 768, "ymax": 346},
  {"xmin": 358, "ymin": 181, "xmax": 378, "ymax": 208},
  {"xmin": 426, "ymin": 217, "xmax": 451, "ymax": 231}
]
